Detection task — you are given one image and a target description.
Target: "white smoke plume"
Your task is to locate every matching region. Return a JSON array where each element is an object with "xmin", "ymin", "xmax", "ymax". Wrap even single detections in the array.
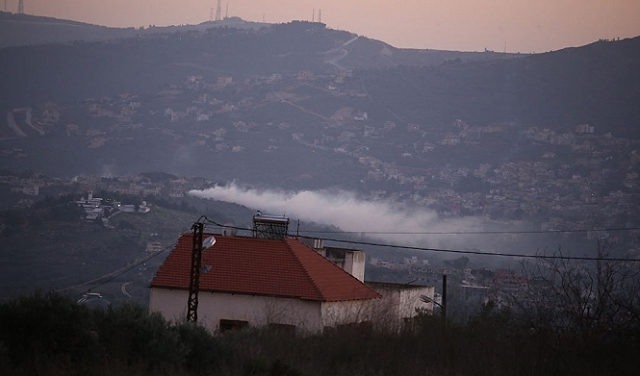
[{"xmin": 188, "ymin": 183, "xmax": 498, "ymax": 248}]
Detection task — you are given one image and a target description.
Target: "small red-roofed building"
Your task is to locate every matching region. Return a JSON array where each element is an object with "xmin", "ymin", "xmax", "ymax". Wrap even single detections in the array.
[{"xmin": 149, "ymin": 233, "xmax": 382, "ymax": 335}]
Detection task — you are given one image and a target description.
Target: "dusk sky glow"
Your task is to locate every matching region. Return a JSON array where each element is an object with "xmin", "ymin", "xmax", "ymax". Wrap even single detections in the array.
[{"xmin": 6, "ymin": 0, "xmax": 640, "ymax": 52}]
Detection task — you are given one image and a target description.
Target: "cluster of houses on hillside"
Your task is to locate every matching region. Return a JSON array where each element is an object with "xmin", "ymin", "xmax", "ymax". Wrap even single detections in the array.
[
  {"xmin": 74, "ymin": 191, "xmax": 150, "ymax": 221},
  {"xmin": 3, "ymin": 59, "xmax": 639, "ymax": 237}
]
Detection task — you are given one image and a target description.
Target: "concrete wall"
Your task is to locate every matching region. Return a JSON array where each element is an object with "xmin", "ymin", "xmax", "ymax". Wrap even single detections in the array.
[
  {"xmin": 343, "ymin": 251, "xmax": 366, "ymax": 282},
  {"xmin": 398, "ymin": 285, "xmax": 434, "ymax": 318},
  {"xmin": 149, "ymin": 288, "xmax": 187, "ymax": 322},
  {"xmin": 365, "ymin": 283, "xmax": 435, "ymax": 331},
  {"xmin": 324, "ymin": 248, "xmax": 366, "ymax": 282},
  {"xmin": 150, "ymin": 288, "xmax": 373, "ymax": 335},
  {"xmin": 321, "ymin": 299, "xmax": 376, "ymax": 328}
]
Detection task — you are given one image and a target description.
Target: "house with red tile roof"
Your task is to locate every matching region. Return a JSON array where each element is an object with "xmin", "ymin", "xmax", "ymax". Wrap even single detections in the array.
[{"xmin": 149, "ymin": 233, "xmax": 383, "ymax": 334}]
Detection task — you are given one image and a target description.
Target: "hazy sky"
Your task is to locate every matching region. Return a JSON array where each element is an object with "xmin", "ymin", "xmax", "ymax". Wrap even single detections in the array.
[{"xmin": 9, "ymin": 0, "xmax": 640, "ymax": 52}]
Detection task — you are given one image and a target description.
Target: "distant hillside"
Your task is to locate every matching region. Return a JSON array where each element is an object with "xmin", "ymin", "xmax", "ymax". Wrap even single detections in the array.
[
  {"xmin": 337, "ymin": 35, "xmax": 515, "ymax": 69},
  {"xmin": 0, "ymin": 11, "xmax": 267, "ymax": 49},
  {"xmin": 0, "ymin": 20, "xmax": 516, "ymax": 111},
  {"xmin": 0, "ymin": 20, "xmax": 638, "ymax": 191},
  {"xmin": 359, "ymin": 36, "xmax": 640, "ymax": 137}
]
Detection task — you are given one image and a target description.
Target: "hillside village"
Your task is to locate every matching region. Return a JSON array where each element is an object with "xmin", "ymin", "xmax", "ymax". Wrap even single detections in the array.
[
  {"xmin": 2, "ymin": 65, "xmax": 639, "ymax": 251},
  {"xmin": 0, "ymin": 28, "xmax": 638, "ymax": 250},
  {"xmin": 1, "ymin": 23, "xmax": 639, "ymax": 323}
]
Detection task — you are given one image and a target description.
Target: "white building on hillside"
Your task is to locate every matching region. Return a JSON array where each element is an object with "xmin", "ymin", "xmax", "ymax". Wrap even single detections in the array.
[{"xmin": 149, "ymin": 215, "xmax": 435, "ymax": 335}]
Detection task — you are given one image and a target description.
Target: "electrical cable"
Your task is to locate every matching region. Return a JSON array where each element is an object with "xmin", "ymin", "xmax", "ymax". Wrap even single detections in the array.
[
  {"xmin": 307, "ymin": 236, "xmax": 640, "ymax": 262},
  {"xmin": 294, "ymin": 227, "xmax": 640, "ymax": 236},
  {"xmin": 199, "ymin": 216, "xmax": 640, "ymax": 262},
  {"xmin": 198, "ymin": 216, "xmax": 640, "ymax": 236},
  {"xmin": 55, "ymin": 239, "xmax": 177, "ymax": 294}
]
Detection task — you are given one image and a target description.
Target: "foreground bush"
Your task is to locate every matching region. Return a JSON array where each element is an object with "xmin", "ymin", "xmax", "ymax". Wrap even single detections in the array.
[
  {"xmin": 1, "ymin": 292, "xmax": 639, "ymax": 375},
  {"xmin": 0, "ymin": 292, "xmax": 228, "ymax": 375},
  {"xmin": 219, "ymin": 309, "xmax": 640, "ymax": 376}
]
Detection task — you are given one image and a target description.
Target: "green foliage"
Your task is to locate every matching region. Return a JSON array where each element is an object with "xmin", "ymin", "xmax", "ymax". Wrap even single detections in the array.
[
  {"xmin": 2, "ymin": 291, "xmax": 639, "ymax": 375},
  {"xmin": 0, "ymin": 293, "xmax": 229, "ymax": 375},
  {"xmin": 0, "ymin": 194, "xmax": 84, "ymax": 236},
  {"xmin": 175, "ymin": 322, "xmax": 230, "ymax": 375},
  {"xmin": 95, "ymin": 303, "xmax": 185, "ymax": 370},
  {"xmin": 0, "ymin": 291, "xmax": 99, "ymax": 373}
]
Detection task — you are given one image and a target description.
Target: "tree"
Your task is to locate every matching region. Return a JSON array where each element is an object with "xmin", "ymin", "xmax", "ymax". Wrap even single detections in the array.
[{"xmin": 516, "ymin": 238, "xmax": 640, "ymax": 342}]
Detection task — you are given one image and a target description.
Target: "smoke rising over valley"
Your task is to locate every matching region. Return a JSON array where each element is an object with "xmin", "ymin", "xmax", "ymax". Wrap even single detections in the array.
[
  {"xmin": 1, "ymin": 10, "xmax": 639, "ymax": 376},
  {"xmin": 189, "ymin": 183, "xmax": 554, "ymax": 263},
  {"xmin": 0, "ymin": 14, "xmax": 639, "ymax": 311}
]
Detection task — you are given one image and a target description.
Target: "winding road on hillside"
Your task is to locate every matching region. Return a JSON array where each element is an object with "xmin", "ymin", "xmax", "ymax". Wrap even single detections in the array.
[{"xmin": 324, "ymin": 35, "xmax": 359, "ymax": 70}]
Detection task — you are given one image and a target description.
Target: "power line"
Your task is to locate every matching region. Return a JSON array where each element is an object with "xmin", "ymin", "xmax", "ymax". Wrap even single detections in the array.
[
  {"xmin": 296, "ymin": 227, "xmax": 640, "ymax": 236},
  {"xmin": 55, "ymin": 240, "xmax": 176, "ymax": 294},
  {"xmin": 201, "ymin": 217, "xmax": 640, "ymax": 237},
  {"xmin": 306, "ymin": 236, "xmax": 640, "ymax": 262},
  {"xmin": 34, "ymin": 215, "xmax": 640, "ymax": 301},
  {"xmin": 200, "ymin": 217, "xmax": 640, "ymax": 262}
]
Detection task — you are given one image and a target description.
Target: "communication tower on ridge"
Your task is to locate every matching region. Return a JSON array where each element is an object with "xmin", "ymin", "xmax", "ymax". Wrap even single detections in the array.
[
  {"xmin": 18, "ymin": 0, "xmax": 24, "ymax": 14},
  {"xmin": 215, "ymin": 0, "xmax": 222, "ymax": 21}
]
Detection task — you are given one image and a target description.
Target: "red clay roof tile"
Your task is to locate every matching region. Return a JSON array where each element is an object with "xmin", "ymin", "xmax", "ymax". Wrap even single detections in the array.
[{"xmin": 150, "ymin": 234, "xmax": 380, "ymax": 302}]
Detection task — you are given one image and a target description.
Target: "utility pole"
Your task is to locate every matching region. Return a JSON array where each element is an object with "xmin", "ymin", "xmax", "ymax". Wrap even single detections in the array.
[
  {"xmin": 17, "ymin": 0, "xmax": 24, "ymax": 14},
  {"xmin": 186, "ymin": 221, "xmax": 216, "ymax": 323},
  {"xmin": 187, "ymin": 222, "xmax": 205, "ymax": 322}
]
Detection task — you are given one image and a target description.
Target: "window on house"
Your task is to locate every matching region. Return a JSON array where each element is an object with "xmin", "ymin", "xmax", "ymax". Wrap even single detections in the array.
[{"xmin": 219, "ymin": 319, "xmax": 248, "ymax": 333}]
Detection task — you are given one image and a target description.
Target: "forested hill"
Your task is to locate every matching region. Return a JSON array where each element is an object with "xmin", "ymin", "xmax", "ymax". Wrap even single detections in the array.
[
  {"xmin": 0, "ymin": 19, "xmax": 638, "ymax": 180},
  {"xmin": 0, "ymin": 18, "xmax": 515, "ymax": 109},
  {"xmin": 0, "ymin": 11, "xmax": 266, "ymax": 49},
  {"xmin": 359, "ymin": 36, "xmax": 640, "ymax": 137}
]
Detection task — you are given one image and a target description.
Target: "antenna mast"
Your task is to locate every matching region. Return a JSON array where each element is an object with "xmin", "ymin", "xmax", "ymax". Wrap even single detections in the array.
[
  {"xmin": 215, "ymin": 0, "xmax": 222, "ymax": 21},
  {"xmin": 17, "ymin": 0, "xmax": 24, "ymax": 14}
]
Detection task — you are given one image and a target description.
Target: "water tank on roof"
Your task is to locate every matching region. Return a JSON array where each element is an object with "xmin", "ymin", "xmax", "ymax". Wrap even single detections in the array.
[{"xmin": 252, "ymin": 211, "xmax": 289, "ymax": 240}]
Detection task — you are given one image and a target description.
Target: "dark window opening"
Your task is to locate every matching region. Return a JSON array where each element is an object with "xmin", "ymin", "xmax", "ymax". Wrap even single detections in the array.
[{"xmin": 219, "ymin": 319, "xmax": 249, "ymax": 333}]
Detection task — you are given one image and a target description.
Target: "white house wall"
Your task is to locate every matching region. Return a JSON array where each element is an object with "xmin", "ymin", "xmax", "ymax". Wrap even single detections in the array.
[
  {"xmin": 149, "ymin": 288, "xmax": 187, "ymax": 322},
  {"xmin": 320, "ymin": 300, "xmax": 374, "ymax": 328},
  {"xmin": 150, "ymin": 287, "xmax": 384, "ymax": 334},
  {"xmin": 150, "ymin": 287, "xmax": 324, "ymax": 334},
  {"xmin": 344, "ymin": 251, "xmax": 366, "ymax": 282},
  {"xmin": 399, "ymin": 286, "xmax": 434, "ymax": 318},
  {"xmin": 366, "ymin": 284, "xmax": 435, "ymax": 330},
  {"xmin": 197, "ymin": 291, "xmax": 323, "ymax": 334}
]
